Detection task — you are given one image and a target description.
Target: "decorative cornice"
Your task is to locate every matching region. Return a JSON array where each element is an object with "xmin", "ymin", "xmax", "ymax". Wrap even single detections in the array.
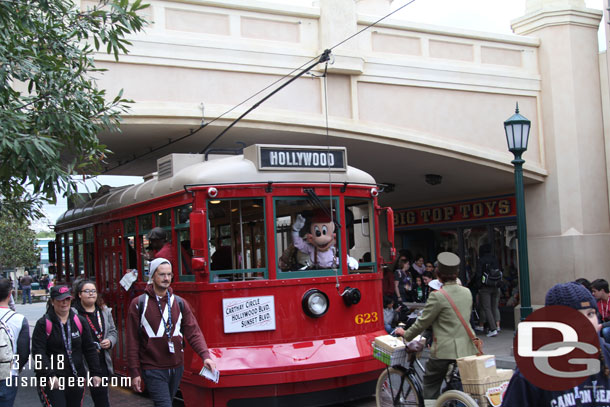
[
  {"xmin": 511, "ymin": 7, "xmax": 602, "ymax": 36},
  {"xmin": 167, "ymin": 0, "xmax": 320, "ymax": 19}
]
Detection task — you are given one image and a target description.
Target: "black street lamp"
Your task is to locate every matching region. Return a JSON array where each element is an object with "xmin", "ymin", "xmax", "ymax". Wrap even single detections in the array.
[{"xmin": 504, "ymin": 103, "xmax": 533, "ymax": 320}]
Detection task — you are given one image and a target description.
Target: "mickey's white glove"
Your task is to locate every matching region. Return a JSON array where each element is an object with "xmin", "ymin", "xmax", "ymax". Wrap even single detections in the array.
[
  {"xmin": 293, "ymin": 214, "xmax": 306, "ymax": 232},
  {"xmin": 347, "ymin": 256, "xmax": 359, "ymax": 270}
]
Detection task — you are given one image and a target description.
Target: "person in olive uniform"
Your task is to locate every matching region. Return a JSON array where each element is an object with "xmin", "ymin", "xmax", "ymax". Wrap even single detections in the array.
[{"xmin": 395, "ymin": 252, "xmax": 478, "ymax": 406}]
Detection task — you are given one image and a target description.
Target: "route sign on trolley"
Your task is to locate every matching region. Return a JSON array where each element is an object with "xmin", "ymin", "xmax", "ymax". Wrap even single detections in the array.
[{"xmin": 223, "ymin": 295, "xmax": 276, "ymax": 333}]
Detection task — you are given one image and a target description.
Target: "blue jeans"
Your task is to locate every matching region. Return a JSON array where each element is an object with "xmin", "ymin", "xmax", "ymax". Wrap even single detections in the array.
[
  {"xmin": 0, "ymin": 377, "xmax": 18, "ymax": 407},
  {"xmin": 142, "ymin": 366, "xmax": 184, "ymax": 407},
  {"xmin": 21, "ymin": 287, "xmax": 31, "ymax": 304}
]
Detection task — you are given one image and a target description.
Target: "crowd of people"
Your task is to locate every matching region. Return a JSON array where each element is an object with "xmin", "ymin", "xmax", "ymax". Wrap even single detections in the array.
[
  {"xmin": 383, "ymin": 245, "xmax": 522, "ymax": 338},
  {"xmin": 383, "ymin": 246, "xmax": 610, "ymax": 407},
  {"xmin": 12, "ymin": 273, "xmax": 54, "ymax": 305},
  {"xmin": 0, "ymin": 227, "xmax": 216, "ymax": 407},
  {"xmin": 2, "ymin": 234, "xmax": 608, "ymax": 407}
]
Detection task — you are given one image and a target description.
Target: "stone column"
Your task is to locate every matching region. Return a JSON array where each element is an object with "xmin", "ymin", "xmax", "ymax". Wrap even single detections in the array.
[
  {"xmin": 511, "ymin": 0, "xmax": 609, "ymax": 304},
  {"xmin": 318, "ymin": 0, "xmax": 364, "ymax": 74}
]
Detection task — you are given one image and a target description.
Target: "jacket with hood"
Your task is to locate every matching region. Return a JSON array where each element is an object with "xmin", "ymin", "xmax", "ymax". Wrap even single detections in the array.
[
  {"xmin": 126, "ymin": 284, "xmax": 211, "ymax": 378},
  {"xmin": 32, "ymin": 307, "xmax": 102, "ymax": 379},
  {"xmin": 74, "ymin": 302, "xmax": 118, "ymax": 375}
]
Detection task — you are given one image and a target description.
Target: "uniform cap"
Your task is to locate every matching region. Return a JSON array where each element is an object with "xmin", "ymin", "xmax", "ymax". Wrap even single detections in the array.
[{"xmin": 437, "ymin": 252, "xmax": 460, "ymax": 275}]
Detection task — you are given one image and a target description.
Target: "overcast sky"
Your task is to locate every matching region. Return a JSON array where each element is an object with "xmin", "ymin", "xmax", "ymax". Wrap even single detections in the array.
[
  {"xmin": 389, "ymin": 0, "xmax": 603, "ymax": 36},
  {"xmin": 35, "ymin": 0, "xmax": 607, "ymax": 232}
]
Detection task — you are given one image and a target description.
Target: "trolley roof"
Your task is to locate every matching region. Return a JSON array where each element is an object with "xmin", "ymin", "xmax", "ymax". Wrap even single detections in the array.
[{"xmin": 56, "ymin": 144, "xmax": 376, "ymax": 226}]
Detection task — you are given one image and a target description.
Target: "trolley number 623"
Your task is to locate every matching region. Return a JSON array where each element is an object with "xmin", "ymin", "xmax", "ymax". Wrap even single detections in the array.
[{"xmin": 354, "ymin": 312, "xmax": 378, "ymax": 324}]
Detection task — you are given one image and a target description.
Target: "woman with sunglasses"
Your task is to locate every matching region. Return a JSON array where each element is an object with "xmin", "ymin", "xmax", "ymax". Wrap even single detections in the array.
[
  {"xmin": 32, "ymin": 285, "xmax": 102, "ymax": 407},
  {"xmin": 73, "ymin": 280, "xmax": 117, "ymax": 407}
]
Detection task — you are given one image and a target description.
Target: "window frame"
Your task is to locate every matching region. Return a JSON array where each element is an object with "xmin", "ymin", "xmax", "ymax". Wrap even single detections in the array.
[
  {"xmin": 207, "ymin": 198, "xmax": 268, "ymax": 282},
  {"xmin": 273, "ymin": 196, "xmax": 343, "ymax": 279},
  {"xmin": 175, "ymin": 204, "xmax": 194, "ymax": 282}
]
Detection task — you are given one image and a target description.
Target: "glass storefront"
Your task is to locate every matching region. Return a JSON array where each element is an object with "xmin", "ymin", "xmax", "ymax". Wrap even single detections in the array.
[{"xmin": 394, "ymin": 195, "xmax": 519, "ymax": 329}]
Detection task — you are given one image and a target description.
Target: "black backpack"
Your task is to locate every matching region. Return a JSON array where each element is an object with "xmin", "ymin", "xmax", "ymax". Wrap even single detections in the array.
[{"xmin": 481, "ymin": 263, "xmax": 502, "ymax": 288}]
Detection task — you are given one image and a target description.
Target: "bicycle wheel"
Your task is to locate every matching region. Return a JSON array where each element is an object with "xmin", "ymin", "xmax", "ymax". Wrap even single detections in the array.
[
  {"xmin": 375, "ymin": 367, "xmax": 423, "ymax": 407},
  {"xmin": 435, "ymin": 390, "xmax": 479, "ymax": 407}
]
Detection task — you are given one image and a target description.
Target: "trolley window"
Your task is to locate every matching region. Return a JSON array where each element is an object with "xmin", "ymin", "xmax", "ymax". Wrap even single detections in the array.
[
  {"xmin": 175, "ymin": 204, "xmax": 194, "ymax": 281},
  {"xmin": 208, "ymin": 198, "xmax": 266, "ymax": 282},
  {"xmin": 75, "ymin": 230, "xmax": 84, "ymax": 279},
  {"xmin": 67, "ymin": 232, "xmax": 75, "ymax": 280},
  {"xmin": 138, "ymin": 214, "xmax": 153, "ymax": 282},
  {"xmin": 85, "ymin": 228, "xmax": 94, "ymax": 281},
  {"xmin": 124, "ymin": 218, "xmax": 137, "ymax": 272},
  {"xmin": 345, "ymin": 198, "xmax": 375, "ymax": 274},
  {"xmin": 156, "ymin": 209, "xmax": 171, "ymax": 229},
  {"xmin": 58, "ymin": 233, "xmax": 67, "ymax": 280},
  {"xmin": 275, "ymin": 197, "xmax": 342, "ymax": 278}
]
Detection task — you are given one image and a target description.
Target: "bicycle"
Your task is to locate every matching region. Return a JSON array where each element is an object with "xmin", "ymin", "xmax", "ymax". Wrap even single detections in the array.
[{"xmin": 374, "ymin": 338, "xmax": 478, "ymax": 407}]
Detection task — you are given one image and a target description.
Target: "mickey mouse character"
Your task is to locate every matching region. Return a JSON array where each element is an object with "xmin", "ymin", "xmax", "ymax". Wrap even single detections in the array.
[{"xmin": 291, "ymin": 209, "xmax": 358, "ymax": 270}]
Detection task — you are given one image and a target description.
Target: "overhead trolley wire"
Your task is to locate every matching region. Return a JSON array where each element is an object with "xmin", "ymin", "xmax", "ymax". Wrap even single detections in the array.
[
  {"xmin": 102, "ymin": 0, "xmax": 417, "ymax": 173},
  {"xmin": 198, "ymin": 50, "xmax": 331, "ymax": 154}
]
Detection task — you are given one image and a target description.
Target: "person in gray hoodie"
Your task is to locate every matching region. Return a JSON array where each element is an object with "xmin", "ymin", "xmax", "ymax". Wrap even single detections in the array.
[{"xmin": 73, "ymin": 279, "xmax": 117, "ymax": 407}]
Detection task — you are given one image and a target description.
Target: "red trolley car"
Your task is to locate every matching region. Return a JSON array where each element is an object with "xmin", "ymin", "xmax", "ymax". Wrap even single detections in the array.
[{"xmin": 53, "ymin": 144, "xmax": 396, "ymax": 406}]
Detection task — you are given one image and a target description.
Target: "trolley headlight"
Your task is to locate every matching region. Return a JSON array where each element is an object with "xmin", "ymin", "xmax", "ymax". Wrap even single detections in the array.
[{"xmin": 302, "ymin": 289, "xmax": 329, "ymax": 318}]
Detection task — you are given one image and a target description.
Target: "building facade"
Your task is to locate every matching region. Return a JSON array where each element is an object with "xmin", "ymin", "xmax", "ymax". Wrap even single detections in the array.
[{"xmin": 89, "ymin": 0, "xmax": 610, "ymax": 312}]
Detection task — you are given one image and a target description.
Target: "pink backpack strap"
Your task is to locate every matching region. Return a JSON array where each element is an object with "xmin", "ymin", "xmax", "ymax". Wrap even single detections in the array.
[
  {"xmin": 73, "ymin": 314, "xmax": 83, "ymax": 334},
  {"xmin": 45, "ymin": 318, "xmax": 52, "ymax": 337},
  {"xmin": 45, "ymin": 314, "xmax": 83, "ymax": 336}
]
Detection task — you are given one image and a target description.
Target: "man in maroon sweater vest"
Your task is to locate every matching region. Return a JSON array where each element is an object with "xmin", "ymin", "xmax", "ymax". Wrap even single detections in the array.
[{"xmin": 126, "ymin": 258, "xmax": 216, "ymax": 407}]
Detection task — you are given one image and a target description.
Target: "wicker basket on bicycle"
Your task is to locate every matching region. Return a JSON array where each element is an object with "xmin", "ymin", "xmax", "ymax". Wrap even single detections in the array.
[
  {"xmin": 372, "ymin": 334, "xmax": 425, "ymax": 367},
  {"xmin": 457, "ymin": 355, "xmax": 513, "ymax": 407},
  {"xmin": 372, "ymin": 335, "xmax": 407, "ymax": 366}
]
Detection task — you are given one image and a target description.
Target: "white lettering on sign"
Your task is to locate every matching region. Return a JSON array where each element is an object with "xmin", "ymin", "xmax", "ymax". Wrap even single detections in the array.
[
  {"xmin": 223, "ymin": 296, "xmax": 276, "ymax": 334},
  {"xmin": 260, "ymin": 148, "xmax": 342, "ymax": 170}
]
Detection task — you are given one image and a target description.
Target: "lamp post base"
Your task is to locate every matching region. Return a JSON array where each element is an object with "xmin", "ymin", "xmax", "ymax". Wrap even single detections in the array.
[
  {"xmin": 514, "ymin": 304, "xmax": 540, "ymax": 327},
  {"xmin": 519, "ymin": 305, "xmax": 533, "ymax": 321}
]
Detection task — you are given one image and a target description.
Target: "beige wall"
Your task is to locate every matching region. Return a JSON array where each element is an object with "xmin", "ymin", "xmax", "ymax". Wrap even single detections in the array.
[
  {"xmin": 513, "ymin": 0, "xmax": 609, "ymax": 304},
  {"xmin": 91, "ymin": 0, "xmax": 544, "ymax": 173},
  {"xmin": 89, "ymin": 0, "xmax": 610, "ymax": 305}
]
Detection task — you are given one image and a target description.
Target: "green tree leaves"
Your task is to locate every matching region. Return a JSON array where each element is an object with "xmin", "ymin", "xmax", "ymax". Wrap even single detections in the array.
[
  {"xmin": 0, "ymin": 0, "xmax": 149, "ymax": 221},
  {"xmin": 0, "ymin": 216, "xmax": 40, "ymax": 270}
]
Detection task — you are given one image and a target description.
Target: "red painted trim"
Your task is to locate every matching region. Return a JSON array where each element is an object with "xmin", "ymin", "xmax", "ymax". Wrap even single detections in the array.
[
  {"xmin": 56, "ymin": 179, "xmax": 387, "ymax": 406},
  {"xmin": 57, "ymin": 183, "xmax": 373, "ymax": 232},
  {"xmin": 338, "ymin": 194, "xmax": 347, "ymax": 275},
  {"xmin": 264, "ymin": 194, "xmax": 276, "ymax": 280},
  {"xmin": 94, "ymin": 224, "xmax": 100, "ymax": 284},
  {"xmin": 374, "ymin": 199, "xmax": 382, "ymax": 266}
]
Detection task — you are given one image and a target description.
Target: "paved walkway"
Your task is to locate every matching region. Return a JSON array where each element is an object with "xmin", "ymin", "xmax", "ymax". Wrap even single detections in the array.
[
  {"xmin": 10, "ymin": 302, "xmax": 516, "ymax": 406},
  {"xmin": 13, "ymin": 302, "xmax": 157, "ymax": 407}
]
